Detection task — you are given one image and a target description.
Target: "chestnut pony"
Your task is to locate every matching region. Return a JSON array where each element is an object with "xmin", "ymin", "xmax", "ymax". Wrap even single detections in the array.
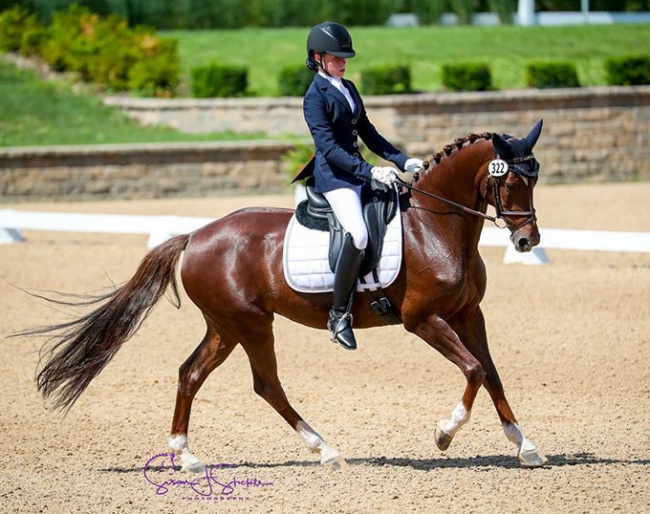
[{"xmin": 33, "ymin": 120, "xmax": 548, "ymax": 470}]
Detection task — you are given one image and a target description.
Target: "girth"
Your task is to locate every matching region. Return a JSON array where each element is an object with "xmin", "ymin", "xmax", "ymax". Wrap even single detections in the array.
[{"xmin": 295, "ymin": 180, "xmax": 399, "ymax": 277}]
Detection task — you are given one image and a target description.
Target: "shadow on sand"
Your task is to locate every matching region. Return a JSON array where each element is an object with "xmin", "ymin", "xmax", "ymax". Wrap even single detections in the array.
[{"xmin": 101, "ymin": 452, "xmax": 650, "ymax": 474}]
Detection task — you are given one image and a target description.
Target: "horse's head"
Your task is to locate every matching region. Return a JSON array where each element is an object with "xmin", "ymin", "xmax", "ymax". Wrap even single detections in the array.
[{"xmin": 488, "ymin": 119, "xmax": 543, "ymax": 252}]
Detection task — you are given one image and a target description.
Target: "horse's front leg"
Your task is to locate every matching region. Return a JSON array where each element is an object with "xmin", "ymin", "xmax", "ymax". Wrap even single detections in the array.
[
  {"xmin": 453, "ymin": 307, "xmax": 548, "ymax": 468},
  {"xmin": 406, "ymin": 313, "xmax": 486, "ymax": 452}
]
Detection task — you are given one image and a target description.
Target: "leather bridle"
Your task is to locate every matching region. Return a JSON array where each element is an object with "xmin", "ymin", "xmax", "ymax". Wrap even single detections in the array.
[
  {"xmin": 490, "ymin": 153, "xmax": 539, "ymax": 232},
  {"xmin": 397, "ymin": 153, "xmax": 540, "ymax": 234}
]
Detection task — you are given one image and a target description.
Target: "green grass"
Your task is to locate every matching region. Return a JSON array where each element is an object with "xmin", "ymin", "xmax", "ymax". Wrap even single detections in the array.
[
  {"xmin": 166, "ymin": 24, "xmax": 650, "ymax": 95},
  {"xmin": 2, "ymin": 23, "xmax": 649, "ymax": 146},
  {"xmin": 0, "ymin": 61, "xmax": 264, "ymax": 147}
]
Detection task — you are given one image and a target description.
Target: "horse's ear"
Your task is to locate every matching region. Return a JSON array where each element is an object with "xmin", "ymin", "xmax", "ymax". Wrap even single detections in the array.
[
  {"xmin": 492, "ymin": 133, "xmax": 513, "ymax": 159},
  {"xmin": 524, "ymin": 119, "xmax": 544, "ymax": 149}
]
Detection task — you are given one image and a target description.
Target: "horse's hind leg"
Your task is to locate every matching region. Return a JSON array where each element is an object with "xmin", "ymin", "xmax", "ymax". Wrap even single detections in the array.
[
  {"xmin": 169, "ymin": 323, "xmax": 238, "ymax": 472},
  {"xmin": 455, "ymin": 308, "xmax": 548, "ymax": 468},
  {"xmin": 240, "ymin": 320, "xmax": 346, "ymax": 468}
]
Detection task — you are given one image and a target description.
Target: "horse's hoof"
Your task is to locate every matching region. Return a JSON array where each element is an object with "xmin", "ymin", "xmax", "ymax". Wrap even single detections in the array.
[
  {"xmin": 182, "ymin": 460, "xmax": 206, "ymax": 473},
  {"xmin": 322, "ymin": 454, "xmax": 349, "ymax": 471},
  {"xmin": 435, "ymin": 426, "xmax": 453, "ymax": 451},
  {"xmin": 320, "ymin": 445, "xmax": 348, "ymax": 470},
  {"xmin": 180, "ymin": 453, "xmax": 206, "ymax": 473},
  {"xmin": 518, "ymin": 448, "xmax": 549, "ymax": 468}
]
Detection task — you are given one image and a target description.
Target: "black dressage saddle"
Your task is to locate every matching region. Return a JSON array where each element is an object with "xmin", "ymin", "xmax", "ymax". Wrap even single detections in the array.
[{"xmin": 294, "ymin": 177, "xmax": 399, "ymax": 277}]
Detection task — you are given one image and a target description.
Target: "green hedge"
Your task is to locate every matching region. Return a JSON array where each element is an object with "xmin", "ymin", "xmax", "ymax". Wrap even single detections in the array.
[
  {"xmin": 127, "ymin": 37, "xmax": 180, "ymax": 97},
  {"xmin": 361, "ymin": 64, "xmax": 412, "ymax": 95},
  {"xmin": 526, "ymin": 61, "xmax": 580, "ymax": 89},
  {"xmin": 4, "ymin": 4, "xmax": 648, "ymax": 98},
  {"xmin": 278, "ymin": 65, "xmax": 313, "ymax": 97},
  {"xmin": 191, "ymin": 63, "xmax": 248, "ymax": 98},
  {"xmin": 441, "ymin": 62, "xmax": 492, "ymax": 92},
  {"xmin": 0, "ymin": 4, "xmax": 179, "ymax": 96},
  {"xmin": 605, "ymin": 55, "xmax": 650, "ymax": 86},
  {"xmin": 0, "ymin": 4, "xmax": 42, "ymax": 52}
]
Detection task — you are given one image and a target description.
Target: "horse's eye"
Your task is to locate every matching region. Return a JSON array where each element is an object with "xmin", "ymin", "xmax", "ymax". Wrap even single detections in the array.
[{"xmin": 505, "ymin": 182, "xmax": 517, "ymax": 192}]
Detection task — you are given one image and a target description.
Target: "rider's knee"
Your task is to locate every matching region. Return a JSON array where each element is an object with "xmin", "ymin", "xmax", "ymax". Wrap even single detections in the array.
[{"xmin": 349, "ymin": 229, "xmax": 368, "ymax": 251}]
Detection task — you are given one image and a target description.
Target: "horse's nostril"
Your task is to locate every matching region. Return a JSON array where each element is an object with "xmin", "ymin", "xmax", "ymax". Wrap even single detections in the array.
[{"xmin": 518, "ymin": 238, "xmax": 530, "ymax": 250}]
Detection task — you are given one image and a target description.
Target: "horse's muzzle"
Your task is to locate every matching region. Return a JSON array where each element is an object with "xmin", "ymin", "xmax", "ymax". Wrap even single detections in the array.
[{"xmin": 510, "ymin": 224, "xmax": 540, "ymax": 252}]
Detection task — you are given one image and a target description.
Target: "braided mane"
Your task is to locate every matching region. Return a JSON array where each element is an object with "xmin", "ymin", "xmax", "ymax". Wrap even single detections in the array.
[{"xmin": 423, "ymin": 132, "xmax": 493, "ymax": 170}]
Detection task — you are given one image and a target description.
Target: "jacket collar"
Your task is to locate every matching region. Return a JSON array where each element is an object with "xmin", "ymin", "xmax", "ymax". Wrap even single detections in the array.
[{"xmin": 315, "ymin": 73, "xmax": 357, "ymax": 114}]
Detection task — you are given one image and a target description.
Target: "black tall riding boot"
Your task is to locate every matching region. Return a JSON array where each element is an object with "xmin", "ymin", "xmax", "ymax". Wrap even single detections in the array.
[{"xmin": 328, "ymin": 234, "xmax": 364, "ymax": 350}]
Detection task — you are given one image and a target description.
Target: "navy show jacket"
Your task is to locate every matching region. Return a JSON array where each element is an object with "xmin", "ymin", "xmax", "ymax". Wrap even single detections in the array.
[{"xmin": 297, "ymin": 73, "xmax": 409, "ymax": 193}]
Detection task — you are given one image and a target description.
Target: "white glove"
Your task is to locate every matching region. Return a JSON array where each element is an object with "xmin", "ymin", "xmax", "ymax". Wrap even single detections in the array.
[
  {"xmin": 371, "ymin": 166, "xmax": 398, "ymax": 186},
  {"xmin": 404, "ymin": 158, "xmax": 424, "ymax": 173}
]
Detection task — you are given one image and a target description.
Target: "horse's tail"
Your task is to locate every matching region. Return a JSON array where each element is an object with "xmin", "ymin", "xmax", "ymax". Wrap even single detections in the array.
[{"xmin": 28, "ymin": 233, "xmax": 190, "ymax": 413}]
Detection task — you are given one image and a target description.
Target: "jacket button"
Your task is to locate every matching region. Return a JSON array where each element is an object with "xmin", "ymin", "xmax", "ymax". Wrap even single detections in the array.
[
  {"xmin": 352, "ymin": 130, "xmax": 358, "ymax": 136},
  {"xmin": 351, "ymin": 118, "xmax": 357, "ymax": 125},
  {"xmin": 353, "ymin": 142, "xmax": 358, "ymax": 148},
  {"xmin": 353, "ymin": 153, "xmax": 360, "ymax": 158}
]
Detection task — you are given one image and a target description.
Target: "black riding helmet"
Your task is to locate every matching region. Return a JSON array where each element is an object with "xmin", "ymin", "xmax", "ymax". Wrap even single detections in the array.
[{"xmin": 306, "ymin": 22, "xmax": 356, "ymax": 71}]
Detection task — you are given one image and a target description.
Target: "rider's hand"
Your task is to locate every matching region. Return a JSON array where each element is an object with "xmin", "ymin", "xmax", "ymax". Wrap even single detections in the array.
[
  {"xmin": 404, "ymin": 158, "xmax": 424, "ymax": 173},
  {"xmin": 371, "ymin": 166, "xmax": 398, "ymax": 186}
]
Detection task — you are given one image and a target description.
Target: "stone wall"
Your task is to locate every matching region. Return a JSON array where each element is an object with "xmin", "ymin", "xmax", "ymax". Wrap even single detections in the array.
[
  {"xmin": 2, "ymin": 86, "xmax": 649, "ymax": 202},
  {"xmin": 107, "ymin": 85, "xmax": 650, "ymax": 184},
  {"xmin": 0, "ymin": 141, "xmax": 296, "ymax": 202}
]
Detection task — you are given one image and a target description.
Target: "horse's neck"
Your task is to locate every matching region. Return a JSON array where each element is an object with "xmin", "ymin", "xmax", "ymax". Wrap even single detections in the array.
[
  {"xmin": 419, "ymin": 141, "xmax": 492, "ymax": 212},
  {"xmin": 406, "ymin": 141, "xmax": 492, "ymax": 256}
]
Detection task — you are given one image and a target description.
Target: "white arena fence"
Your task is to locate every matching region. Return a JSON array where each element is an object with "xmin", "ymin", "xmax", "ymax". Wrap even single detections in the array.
[
  {"xmin": 0, "ymin": 209, "xmax": 213, "ymax": 250},
  {"xmin": 1, "ymin": 209, "xmax": 650, "ymax": 265}
]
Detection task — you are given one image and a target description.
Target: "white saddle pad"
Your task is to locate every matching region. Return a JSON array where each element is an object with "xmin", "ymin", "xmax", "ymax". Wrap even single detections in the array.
[{"xmin": 282, "ymin": 211, "xmax": 403, "ymax": 294}]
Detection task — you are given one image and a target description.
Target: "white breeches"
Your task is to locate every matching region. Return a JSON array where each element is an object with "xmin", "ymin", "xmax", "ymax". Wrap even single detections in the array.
[{"xmin": 323, "ymin": 187, "xmax": 368, "ymax": 250}]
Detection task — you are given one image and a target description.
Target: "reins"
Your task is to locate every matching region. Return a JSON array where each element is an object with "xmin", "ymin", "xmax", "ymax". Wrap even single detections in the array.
[{"xmin": 396, "ymin": 179, "xmax": 503, "ymax": 227}]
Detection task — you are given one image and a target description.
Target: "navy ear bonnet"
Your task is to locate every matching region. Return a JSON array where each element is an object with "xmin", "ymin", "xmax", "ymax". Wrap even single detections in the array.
[{"xmin": 502, "ymin": 135, "xmax": 539, "ymax": 179}]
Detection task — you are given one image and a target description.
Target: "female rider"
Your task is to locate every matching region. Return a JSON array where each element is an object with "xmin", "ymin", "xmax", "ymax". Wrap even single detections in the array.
[{"xmin": 297, "ymin": 21, "xmax": 423, "ymax": 351}]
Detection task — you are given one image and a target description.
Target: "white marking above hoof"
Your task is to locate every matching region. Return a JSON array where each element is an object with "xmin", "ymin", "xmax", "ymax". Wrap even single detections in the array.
[
  {"xmin": 502, "ymin": 423, "xmax": 548, "ymax": 468},
  {"xmin": 435, "ymin": 402, "xmax": 470, "ymax": 451},
  {"xmin": 168, "ymin": 433, "xmax": 205, "ymax": 473},
  {"xmin": 295, "ymin": 420, "xmax": 347, "ymax": 469}
]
